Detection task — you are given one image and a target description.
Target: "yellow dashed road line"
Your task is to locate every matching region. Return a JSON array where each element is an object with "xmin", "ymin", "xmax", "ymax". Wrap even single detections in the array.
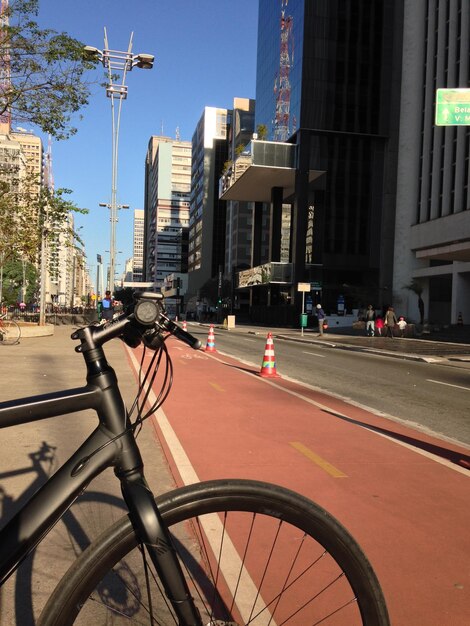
[
  {"xmin": 209, "ymin": 382, "xmax": 225, "ymax": 392},
  {"xmin": 290, "ymin": 441, "xmax": 348, "ymax": 478}
]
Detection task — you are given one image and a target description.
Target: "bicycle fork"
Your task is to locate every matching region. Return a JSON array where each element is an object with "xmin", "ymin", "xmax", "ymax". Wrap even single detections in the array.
[{"xmin": 119, "ymin": 466, "xmax": 204, "ymax": 626}]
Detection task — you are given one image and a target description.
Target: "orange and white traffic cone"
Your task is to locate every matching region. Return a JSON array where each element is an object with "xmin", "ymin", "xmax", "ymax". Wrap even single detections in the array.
[
  {"xmin": 182, "ymin": 320, "xmax": 187, "ymax": 331},
  {"xmin": 205, "ymin": 324, "xmax": 217, "ymax": 352},
  {"xmin": 259, "ymin": 332, "xmax": 280, "ymax": 378}
]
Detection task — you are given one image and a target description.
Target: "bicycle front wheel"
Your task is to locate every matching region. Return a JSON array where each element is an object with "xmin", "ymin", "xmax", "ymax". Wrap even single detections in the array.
[
  {"xmin": 38, "ymin": 479, "xmax": 390, "ymax": 625},
  {"xmin": 0, "ymin": 320, "xmax": 20, "ymax": 345}
]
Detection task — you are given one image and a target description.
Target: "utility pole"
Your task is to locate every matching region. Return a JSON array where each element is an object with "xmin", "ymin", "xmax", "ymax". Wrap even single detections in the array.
[
  {"xmin": 70, "ymin": 254, "xmax": 76, "ymax": 310},
  {"xmin": 39, "ymin": 227, "xmax": 47, "ymax": 325},
  {"xmin": 96, "ymin": 253, "xmax": 102, "ymax": 306}
]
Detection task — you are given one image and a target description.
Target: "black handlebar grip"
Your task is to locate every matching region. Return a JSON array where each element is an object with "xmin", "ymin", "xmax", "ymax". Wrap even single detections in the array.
[{"xmin": 165, "ymin": 319, "xmax": 201, "ymax": 350}]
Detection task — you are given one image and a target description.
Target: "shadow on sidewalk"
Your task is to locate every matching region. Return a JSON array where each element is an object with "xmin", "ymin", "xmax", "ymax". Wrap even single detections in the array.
[{"xmin": 0, "ymin": 442, "xmax": 126, "ymax": 625}]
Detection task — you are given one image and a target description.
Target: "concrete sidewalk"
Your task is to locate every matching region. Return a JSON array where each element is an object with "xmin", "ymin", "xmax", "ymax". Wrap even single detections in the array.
[
  {"xmin": 0, "ymin": 325, "xmax": 176, "ymax": 624},
  {"xmin": 207, "ymin": 321, "xmax": 470, "ymax": 363}
]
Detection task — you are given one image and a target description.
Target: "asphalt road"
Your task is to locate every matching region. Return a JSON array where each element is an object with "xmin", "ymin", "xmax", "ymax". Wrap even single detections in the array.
[{"xmin": 192, "ymin": 326, "xmax": 470, "ymax": 446}]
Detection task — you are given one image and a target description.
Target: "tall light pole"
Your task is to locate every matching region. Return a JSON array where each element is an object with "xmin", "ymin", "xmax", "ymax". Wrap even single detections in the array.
[
  {"xmin": 84, "ymin": 30, "xmax": 154, "ymax": 294},
  {"xmin": 99, "ymin": 202, "xmax": 129, "ymax": 289},
  {"xmin": 96, "ymin": 253, "xmax": 102, "ymax": 305}
]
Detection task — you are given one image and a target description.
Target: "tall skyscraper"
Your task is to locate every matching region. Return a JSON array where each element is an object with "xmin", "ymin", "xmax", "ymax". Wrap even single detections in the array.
[
  {"xmin": 10, "ymin": 129, "xmax": 43, "ymax": 184},
  {"xmin": 224, "ymin": 98, "xmax": 256, "ymax": 314},
  {"xmin": 143, "ymin": 136, "xmax": 192, "ymax": 288},
  {"xmin": 224, "ymin": 99, "xmax": 255, "ymax": 271},
  {"xmin": 132, "ymin": 209, "xmax": 145, "ymax": 282},
  {"xmin": 187, "ymin": 107, "xmax": 230, "ymax": 304},
  {"xmin": 393, "ymin": 0, "xmax": 470, "ymax": 324},
  {"xmin": 222, "ymin": 0, "xmax": 403, "ymax": 323},
  {"xmin": 0, "ymin": 132, "xmax": 27, "ymax": 191}
]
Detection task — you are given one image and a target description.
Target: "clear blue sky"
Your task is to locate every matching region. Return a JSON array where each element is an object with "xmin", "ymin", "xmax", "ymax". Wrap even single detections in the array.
[{"xmin": 35, "ymin": 0, "xmax": 259, "ymax": 286}]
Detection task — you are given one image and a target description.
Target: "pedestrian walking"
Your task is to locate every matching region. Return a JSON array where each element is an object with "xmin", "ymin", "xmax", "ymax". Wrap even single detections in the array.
[
  {"xmin": 98, "ymin": 290, "xmax": 115, "ymax": 322},
  {"xmin": 365, "ymin": 305, "xmax": 376, "ymax": 336},
  {"xmin": 316, "ymin": 303, "xmax": 326, "ymax": 337},
  {"xmin": 375, "ymin": 317, "xmax": 384, "ymax": 336},
  {"xmin": 384, "ymin": 306, "xmax": 398, "ymax": 338},
  {"xmin": 397, "ymin": 316, "xmax": 407, "ymax": 337}
]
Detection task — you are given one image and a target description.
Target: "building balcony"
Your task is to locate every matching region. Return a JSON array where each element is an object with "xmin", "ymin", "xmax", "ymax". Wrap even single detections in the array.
[
  {"xmin": 219, "ymin": 139, "xmax": 324, "ymax": 203},
  {"xmin": 236, "ymin": 262, "xmax": 293, "ymax": 288}
]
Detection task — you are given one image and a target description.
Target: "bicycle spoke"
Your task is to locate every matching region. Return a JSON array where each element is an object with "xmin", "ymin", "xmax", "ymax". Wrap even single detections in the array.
[{"xmin": 38, "ymin": 482, "xmax": 389, "ymax": 625}]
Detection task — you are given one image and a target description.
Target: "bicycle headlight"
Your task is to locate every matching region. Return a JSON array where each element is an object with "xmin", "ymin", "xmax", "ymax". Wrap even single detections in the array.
[{"xmin": 134, "ymin": 299, "xmax": 159, "ymax": 325}]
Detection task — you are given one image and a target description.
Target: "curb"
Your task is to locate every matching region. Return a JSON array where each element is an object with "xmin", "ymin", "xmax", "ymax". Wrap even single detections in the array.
[
  {"xmin": 272, "ymin": 333, "xmax": 432, "ymax": 362},
  {"xmin": 18, "ymin": 323, "xmax": 55, "ymax": 338},
  {"xmin": 190, "ymin": 322, "xmax": 470, "ymax": 363}
]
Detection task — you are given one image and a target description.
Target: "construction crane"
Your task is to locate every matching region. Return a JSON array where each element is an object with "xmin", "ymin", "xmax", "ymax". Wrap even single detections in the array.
[{"xmin": 273, "ymin": 0, "xmax": 294, "ymax": 142}]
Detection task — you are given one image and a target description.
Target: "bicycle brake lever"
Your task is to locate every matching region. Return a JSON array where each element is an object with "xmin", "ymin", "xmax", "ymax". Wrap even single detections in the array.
[{"xmin": 160, "ymin": 317, "xmax": 201, "ymax": 350}]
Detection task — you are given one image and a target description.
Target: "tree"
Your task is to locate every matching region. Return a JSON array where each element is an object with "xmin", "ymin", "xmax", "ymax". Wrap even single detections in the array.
[
  {"xmin": 0, "ymin": 176, "xmax": 87, "ymax": 313},
  {"xmin": 0, "ymin": 0, "xmax": 98, "ymax": 139},
  {"xmin": 256, "ymin": 124, "xmax": 268, "ymax": 140},
  {"xmin": 405, "ymin": 280, "xmax": 425, "ymax": 325},
  {"xmin": 0, "ymin": 175, "xmax": 87, "ymax": 267},
  {"xmin": 0, "ymin": 255, "xmax": 37, "ymax": 304}
]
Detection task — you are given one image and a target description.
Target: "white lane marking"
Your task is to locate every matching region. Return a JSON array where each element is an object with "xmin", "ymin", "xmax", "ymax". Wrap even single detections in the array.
[
  {"xmin": 302, "ymin": 351, "xmax": 326, "ymax": 358},
  {"xmin": 427, "ymin": 379, "xmax": 470, "ymax": 392},
  {"xmin": 126, "ymin": 347, "xmax": 276, "ymax": 626}
]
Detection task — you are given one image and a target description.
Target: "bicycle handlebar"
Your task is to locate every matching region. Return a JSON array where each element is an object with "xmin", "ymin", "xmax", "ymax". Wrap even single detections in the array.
[
  {"xmin": 157, "ymin": 316, "xmax": 202, "ymax": 350},
  {"xmin": 72, "ymin": 292, "xmax": 202, "ymax": 352}
]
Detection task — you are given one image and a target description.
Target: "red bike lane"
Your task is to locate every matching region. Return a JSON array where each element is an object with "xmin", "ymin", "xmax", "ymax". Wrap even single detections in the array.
[{"xmin": 126, "ymin": 339, "xmax": 470, "ymax": 626}]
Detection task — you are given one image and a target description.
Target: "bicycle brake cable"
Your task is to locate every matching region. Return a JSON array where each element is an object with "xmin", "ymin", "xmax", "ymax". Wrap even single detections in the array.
[{"xmin": 72, "ymin": 335, "xmax": 174, "ymax": 476}]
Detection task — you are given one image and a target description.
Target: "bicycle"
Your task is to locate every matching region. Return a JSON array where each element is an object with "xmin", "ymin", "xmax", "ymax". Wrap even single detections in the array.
[
  {"xmin": 0, "ymin": 312, "xmax": 20, "ymax": 345},
  {"xmin": 0, "ymin": 291, "xmax": 390, "ymax": 625}
]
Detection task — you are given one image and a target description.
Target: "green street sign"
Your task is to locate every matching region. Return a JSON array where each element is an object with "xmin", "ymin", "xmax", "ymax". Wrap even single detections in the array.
[{"xmin": 435, "ymin": 88, "xmax": 470, "ymax": 126}]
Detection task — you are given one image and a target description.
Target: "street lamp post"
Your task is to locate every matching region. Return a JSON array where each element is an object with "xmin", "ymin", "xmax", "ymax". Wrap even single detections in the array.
[
  {"xmin": 84, "ymin": 30, "xmax": 154, "ymax": 295},
  {"xmin": 96, "ymin": 253, "xmax": 102, "ymax": 305},
  {"xmin": 105, "ymin": 249, "xmax": 123, "ymax": 291},
  {"xmin": 99, "ymin": 202, "xmax": 129, "ymax": 290}
]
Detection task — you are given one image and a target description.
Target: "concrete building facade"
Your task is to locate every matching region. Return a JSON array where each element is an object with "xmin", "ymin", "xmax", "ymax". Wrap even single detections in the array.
[
  {"xmin": 132, "ymin": 209, "xmax": 145, "ymax": 282},
  {"xmin": 143, "ymin": 136, "xmax": 191, "ymax": 289},
  {"xmin": 187, "ymin": 107, "xmax": 230, "ymax": 305},
  {"xmin": 393, "ymin": 0, "xmax": 470, "ymax": 325},
  {"xmin": 0, "ymin": 132, "xmax": 28, "ymax": 192},
  {"xmin": 224, "ymin": 98, "xmax": 256, "ymax": 279}
]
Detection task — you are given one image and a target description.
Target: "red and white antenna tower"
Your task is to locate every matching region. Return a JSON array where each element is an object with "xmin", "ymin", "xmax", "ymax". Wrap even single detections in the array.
[
  {"xmin": 273, "ymin": 0, "xmax": 294, "ymax": 142},
  {"xmin": 44, "ymin": 134, "xmax": 54, "ymax": 191},
  {"xmin": 0, "ymin": 0, "xmax": 11, "ymax": 133}
]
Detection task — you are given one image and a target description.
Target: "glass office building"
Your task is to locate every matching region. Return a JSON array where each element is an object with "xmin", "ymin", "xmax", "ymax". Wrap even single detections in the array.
[{"xmin": 246, "ymin": 0, "xmax": 404, "ymax": 320}]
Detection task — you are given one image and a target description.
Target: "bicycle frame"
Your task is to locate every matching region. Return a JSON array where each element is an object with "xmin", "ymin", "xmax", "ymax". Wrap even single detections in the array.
[{"xmin": 0, "ymin": 323, "xmax": 202, "ymax": 625}]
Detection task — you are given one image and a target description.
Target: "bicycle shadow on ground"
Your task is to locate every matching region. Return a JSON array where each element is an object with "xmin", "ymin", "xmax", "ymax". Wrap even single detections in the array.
[
  {"xmin": 0, "ymin": 442, "xmax": 229, "ymax": 624},
  {"xmin": 0, "ymin": 441, "xmax": 126, "ymax": 625}
]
